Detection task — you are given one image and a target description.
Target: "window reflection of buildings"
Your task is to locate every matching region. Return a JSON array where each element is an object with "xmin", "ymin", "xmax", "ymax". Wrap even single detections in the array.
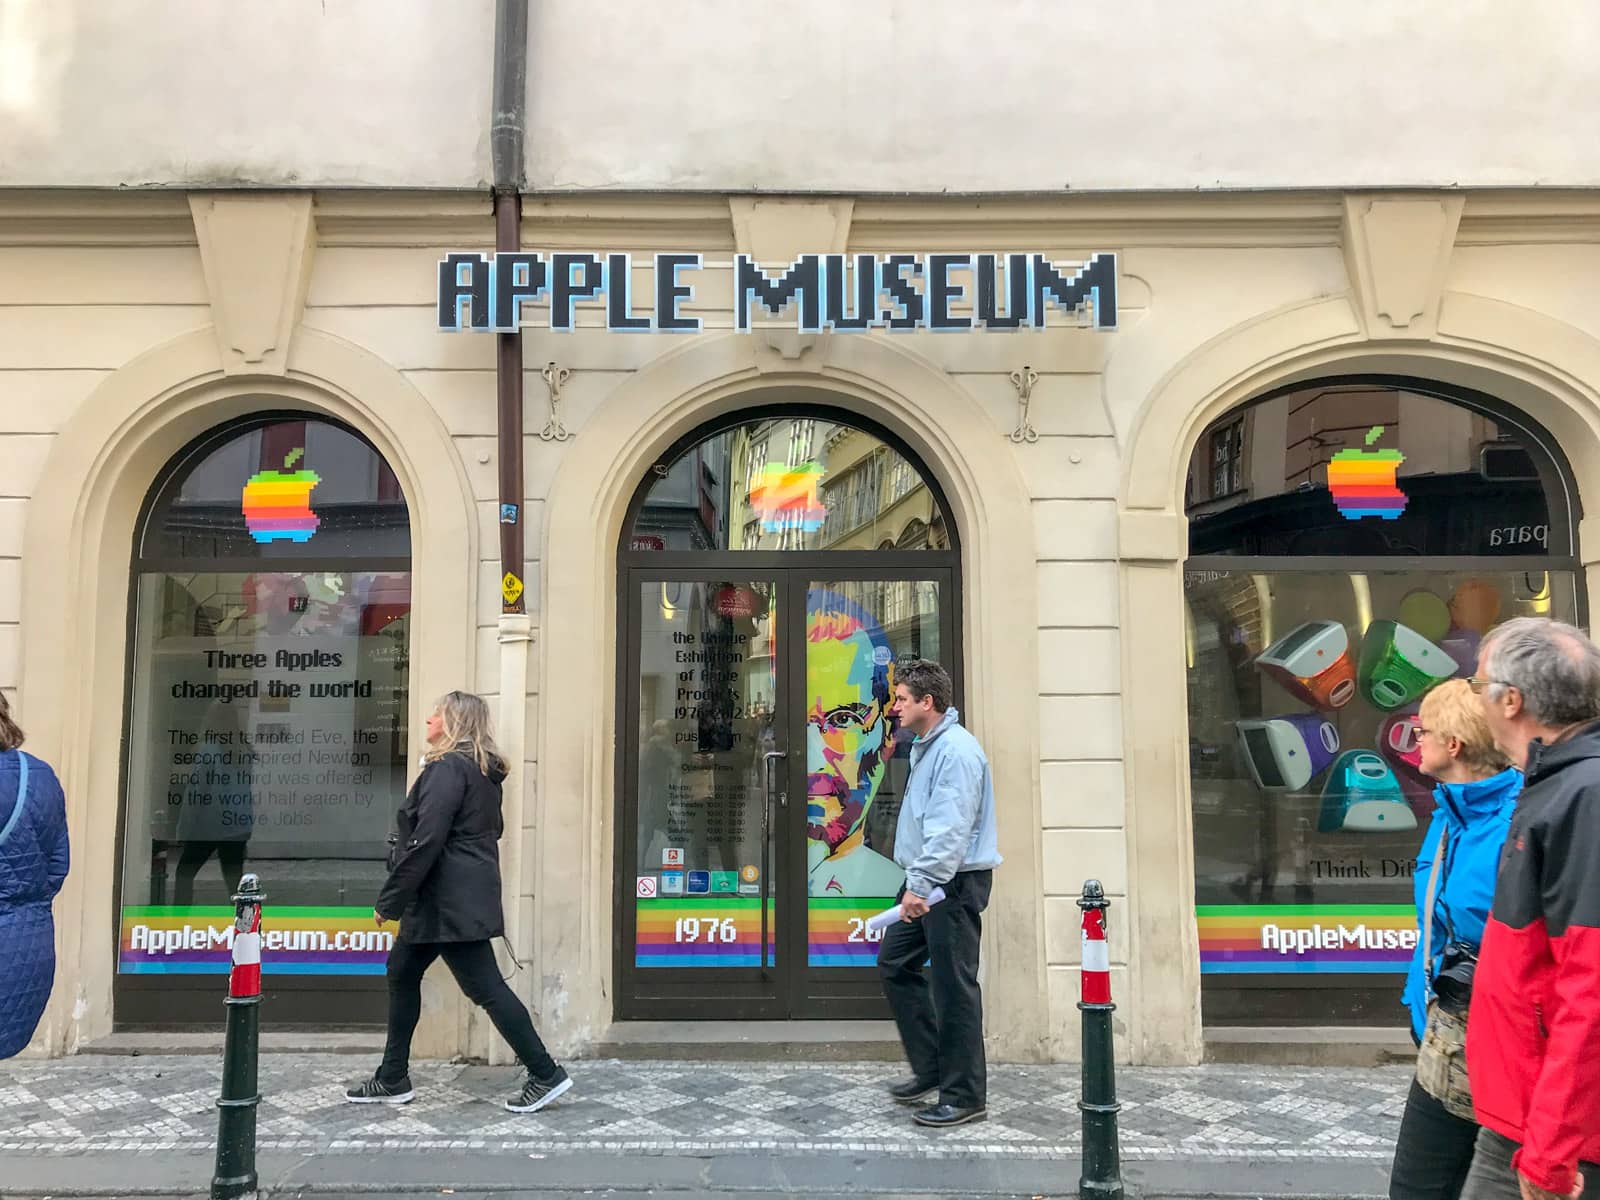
[
  {"xmin": 634, "ymin": 417, "xmax": 951, "ymax": 566},
  {"xmin": 635, "ymin": 436, "xmax": 729, "ymax": 551},
  {"xmin": 1184, "ymin": 385, "xmax": 1544, "ymax": 558},
  {"xmin": 1185, "ymin": 386, "xmax": 1510, "ymax": 523}
]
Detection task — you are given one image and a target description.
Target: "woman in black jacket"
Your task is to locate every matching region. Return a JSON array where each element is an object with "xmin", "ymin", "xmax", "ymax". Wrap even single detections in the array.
[{"xmin": 346, "ymin": 691, "xmax": 571, "ymax": 1113}]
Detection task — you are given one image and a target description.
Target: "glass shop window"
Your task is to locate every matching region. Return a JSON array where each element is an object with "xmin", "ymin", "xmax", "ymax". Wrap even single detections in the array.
[
  {"xmin": 1182, "ymin": 382, "xmax": 1578, "ymax": 1025},
  {"xmin": 117, "ymin": 416, "xmax": 412, "ymax": 980}
]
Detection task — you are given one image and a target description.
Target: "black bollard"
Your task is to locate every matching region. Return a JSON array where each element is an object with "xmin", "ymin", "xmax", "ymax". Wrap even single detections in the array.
[
  {"xmin": 1077, "ymin": 879, "xmax": 1124, "ymax": 1200},
  {"xmin": 211, "ymin": 873, "xmax": 264, "ymax": 1200}
]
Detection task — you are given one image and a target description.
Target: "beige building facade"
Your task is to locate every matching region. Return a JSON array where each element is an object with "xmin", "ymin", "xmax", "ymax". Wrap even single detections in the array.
[{"xmin": 5, "ymin": 186, "xmax": 1598, "ymax": 1063}]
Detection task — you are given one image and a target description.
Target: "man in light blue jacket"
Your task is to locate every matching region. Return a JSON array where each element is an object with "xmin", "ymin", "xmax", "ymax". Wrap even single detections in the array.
[{"xmin": 878, "ymin": 659, "xmax": 1001, "ymax": 1128}]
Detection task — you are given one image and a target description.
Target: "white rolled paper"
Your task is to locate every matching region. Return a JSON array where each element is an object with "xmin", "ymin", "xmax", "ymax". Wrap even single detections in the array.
[{"xmin": 864, "ymin": 885, "xmax": 947, "ymax": 934}]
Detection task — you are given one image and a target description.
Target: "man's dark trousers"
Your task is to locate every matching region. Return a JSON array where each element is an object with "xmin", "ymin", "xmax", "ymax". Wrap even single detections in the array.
[
  {"xmin": 1459, "ymin": 1127, "xmax": 1598, "ymax": 1200},
  {"xmin": 877, "ymin": 869, "xmax": 993, "ymax": 1109}
]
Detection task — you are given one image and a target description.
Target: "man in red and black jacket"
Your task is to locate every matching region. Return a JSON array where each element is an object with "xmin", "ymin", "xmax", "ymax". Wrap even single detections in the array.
[{"xmin": 1466, "ymin": 617, "xmax": 1600, "ymax": 1200}]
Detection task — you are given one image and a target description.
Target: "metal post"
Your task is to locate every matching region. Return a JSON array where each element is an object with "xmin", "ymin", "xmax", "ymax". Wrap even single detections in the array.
[
  {"xmin": 211, "ymin": 874, "xmax": 264, "ymax": 1200},
  {"xmin": 1077, "ymin": 878, "xmax": 1124, "ymax": 1200}
]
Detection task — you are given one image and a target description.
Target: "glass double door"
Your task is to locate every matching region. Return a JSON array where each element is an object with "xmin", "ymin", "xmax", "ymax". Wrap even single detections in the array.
[{"xmin": 618, "ymin": 567, "xmax": 951, "ymax": 1019}]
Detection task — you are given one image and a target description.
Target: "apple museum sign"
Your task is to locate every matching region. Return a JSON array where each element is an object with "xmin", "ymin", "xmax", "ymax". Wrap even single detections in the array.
[{"xmin": 437, "ymin": 251, "xmax": 1117, "ymax": 335}]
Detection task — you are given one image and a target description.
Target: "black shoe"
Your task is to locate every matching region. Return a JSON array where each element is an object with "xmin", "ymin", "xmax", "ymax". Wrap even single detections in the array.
[
  {"xmin": 344, "ymin": 1075, "xmax": 414, "ymax": 1105},
  {"xmin": 913, "ymin": 1102, "xmax": 987, "ymax": 1128},
  {"xmin": 888, "ymin": 1077, "xmax": 938, "ymax": 1104},
  {"xmin": 504, "ymin": 1065, "xmax": 573, "ymax": 1113}
]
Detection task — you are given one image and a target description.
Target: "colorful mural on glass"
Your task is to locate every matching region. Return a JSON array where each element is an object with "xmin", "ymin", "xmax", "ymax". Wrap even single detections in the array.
[{"xmin": 805, "ymin": 587, "xmax": 905, "ymax": 965}]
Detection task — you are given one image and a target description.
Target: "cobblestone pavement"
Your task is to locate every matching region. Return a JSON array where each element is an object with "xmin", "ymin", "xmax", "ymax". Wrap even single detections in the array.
[{"xmin": 0, "ymin": 1054, "xmax": 1409, "ymax": 1163}]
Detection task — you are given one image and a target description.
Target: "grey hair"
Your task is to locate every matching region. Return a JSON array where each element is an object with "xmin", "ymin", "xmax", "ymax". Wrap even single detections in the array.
[{"xmin": 1482, "ymin": 616, "xmax": 1600, "ymax": 727}]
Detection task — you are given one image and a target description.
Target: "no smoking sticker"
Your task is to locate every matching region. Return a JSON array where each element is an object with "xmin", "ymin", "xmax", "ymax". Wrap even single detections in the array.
[{"xmin": 636, "ymin": 876, "xmax": 657, "ymax": 898}]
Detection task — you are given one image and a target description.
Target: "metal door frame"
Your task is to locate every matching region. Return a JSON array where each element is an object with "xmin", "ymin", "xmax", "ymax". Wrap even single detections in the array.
[{"xmin": 613, "ymin": 558, "xmax": 959, "ymax": 1021}]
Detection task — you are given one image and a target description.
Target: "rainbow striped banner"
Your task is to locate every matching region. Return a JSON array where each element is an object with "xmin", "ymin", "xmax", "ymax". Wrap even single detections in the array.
[
  {"xmin": 119, "ymin": 906, "xmax": 391, "ymax": 975},
  {"xmin": 808, "ymin": 896, "xmax": 896, "ymax": 966},
  {"xmin": 1197, "ymin": 904, "xmax": 1418, "ymax": 974},
  {"xmin": 635, "ymin": 897, "xmax": 776, "ymax": 968}
]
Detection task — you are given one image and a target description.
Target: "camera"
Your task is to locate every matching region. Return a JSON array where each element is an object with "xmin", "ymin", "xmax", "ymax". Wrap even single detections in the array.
[{"xmin": 1433, "ymin": 940, "xmax": 1478, "ymax": 1015}]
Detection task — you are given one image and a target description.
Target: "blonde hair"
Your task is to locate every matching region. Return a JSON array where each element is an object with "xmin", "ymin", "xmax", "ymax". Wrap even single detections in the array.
[
  {"xmin": 424, "ymin": 690, "xmax": 505, "ymax": 776},
  {"xmin": 1420, "ymin": 678, "xmax": 1509, "ymax": 774},
  {"xmin": 0, "ymin": 690, "xmax": 22, "ymax": 752}
]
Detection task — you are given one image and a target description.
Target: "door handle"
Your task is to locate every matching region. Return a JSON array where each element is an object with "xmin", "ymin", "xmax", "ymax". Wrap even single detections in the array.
[
  {"xmin": 761, "ymin": 750, "xmax": 785, "ymax": 973},
  {"xmin": 764, "ymin": 750, "xmax": 787, "ymax": 808}
]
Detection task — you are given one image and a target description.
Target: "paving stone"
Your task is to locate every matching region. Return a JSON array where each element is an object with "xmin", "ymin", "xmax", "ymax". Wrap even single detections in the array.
[{"xmin": 0, "ymin": 1053, "xmax": 1409, "ymax": 1162}]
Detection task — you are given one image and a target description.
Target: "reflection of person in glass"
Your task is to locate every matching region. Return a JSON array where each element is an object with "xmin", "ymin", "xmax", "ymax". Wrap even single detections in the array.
[
  {"xmin": 805, "ymin": 589, "xmax": 904, "ymax": 897},
  {"xmin": 173, "ymin": 697, "xmax": 251, "ymax": 905},
  {"xmin": 637, "ymin": 720, "xmax": 684, "ymax": 867}
]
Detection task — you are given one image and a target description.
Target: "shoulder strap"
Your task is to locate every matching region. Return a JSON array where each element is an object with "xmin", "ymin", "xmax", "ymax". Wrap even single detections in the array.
[
  {"xmin": 1422, "ymin": 820, "xmax": 1448, "ymax": 985},
  {"xmin": 0, "ymin": 751, "xmax": 30, "ymax": 848}
]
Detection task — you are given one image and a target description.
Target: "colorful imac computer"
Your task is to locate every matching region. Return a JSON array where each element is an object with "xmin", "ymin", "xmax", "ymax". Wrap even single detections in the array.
[
  {"xmin": 1318, "ymin": 750, "xmax": 1418, "ymax": 834},
  {"xmin": 1378, "ymin": 711, "xmax": 1425, "ymax": 773},
  {"xmin": 1235, "ymin": 714, "xmax": 1340, "ymax": 791},
  {"xmin": 1358, "ymin": 620, "xmax": 1457, "ymax": 711},
  {"xmin": 1255, "ymin": 620, "xmax": 1357, "ymax": 710}
]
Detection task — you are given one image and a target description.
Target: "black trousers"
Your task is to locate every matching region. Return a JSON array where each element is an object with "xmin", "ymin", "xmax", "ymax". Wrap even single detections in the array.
[
  {"xmin": 877, "ymin": 869, "xmax": 992, "ymax": 1109},
  {"xmin": 172, "ymin": 840, "xmax": 247, "ymax": 906},
  {"xmin": 1459, "ymin": 1125, "xmax": 1597, "ymax": 1200},
  {"xmin": 1389, "ymin": 1076, "xmax": 1480, "ymax": 1200},
  {"xmin": 378, "ymin": 939, "xmax": 557, "ymax": 1085}
]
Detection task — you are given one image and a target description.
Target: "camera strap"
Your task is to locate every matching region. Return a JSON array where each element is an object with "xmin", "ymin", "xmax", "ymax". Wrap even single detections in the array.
[{"xmin": 1423, "ymin": 822, "xmax": 1449, "ymax": 989}]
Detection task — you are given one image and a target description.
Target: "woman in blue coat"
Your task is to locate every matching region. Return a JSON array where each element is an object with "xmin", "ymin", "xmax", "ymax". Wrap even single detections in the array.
[
  {"xmin": 0, "ymin": 693, "xmax": 69, "ymax": 1060},
  {"xmin": 1389, "ymin": 678, "xmax": 1519, "ymax": 1200}
]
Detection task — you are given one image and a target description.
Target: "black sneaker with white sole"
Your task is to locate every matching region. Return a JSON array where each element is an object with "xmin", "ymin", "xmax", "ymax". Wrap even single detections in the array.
[
  {"xmin": 504, "ymin": 1065, "xmax": 572, "ymax": 1113},
  {"xmin": 344, "ymin": 1075, "xmax": 415, "ymax": 1105}
]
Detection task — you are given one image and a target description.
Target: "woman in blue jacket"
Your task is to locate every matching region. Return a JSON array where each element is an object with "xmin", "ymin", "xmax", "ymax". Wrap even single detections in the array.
[
  {"xmin": 0, "ymin": 693, "xmax": 69, "ymax": 1060},
  {"xmin": 1389, "ymin": 678, "xmax": 1519, "ymax": 1200}
]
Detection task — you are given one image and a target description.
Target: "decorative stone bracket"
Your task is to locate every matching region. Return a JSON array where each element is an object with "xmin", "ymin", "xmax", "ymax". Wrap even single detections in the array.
[
  {"xmin": 190, "ymin": 194, "xmax": 316, "ymax": 375},
  {"xmin": 1008, "ymin": 365, "xmax": 1039, "ymax": 443},
  {"xmin": 1342, "ymin": 195, "xmax": 1465, "ymax": 340},
  {"xmin": 539, "ymin": 362, "xmax": 573, "ymax": 442}
]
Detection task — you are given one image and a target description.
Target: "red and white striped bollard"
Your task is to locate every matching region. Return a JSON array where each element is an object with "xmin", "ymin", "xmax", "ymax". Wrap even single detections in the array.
[
  {"xmin": 1077, "ymin": 879, "xmax": 1123, "ymax": 1200},
  {"xmin": 212, "ymin": 874, "xmax": 263, "ymax": 1200}
]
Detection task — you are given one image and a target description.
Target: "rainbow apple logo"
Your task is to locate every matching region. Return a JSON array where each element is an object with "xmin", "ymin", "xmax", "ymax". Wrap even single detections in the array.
[
  {"xmin": 749, "ymin": 461, "xmax": 827, "ymax": 533},
  {"xmin": 242, "ymin": 448, "xmax": 321, "ymax": 543},
  {"xmin": 1328, "ymin": 425, "xmax": 1406, "ymax": 521}
]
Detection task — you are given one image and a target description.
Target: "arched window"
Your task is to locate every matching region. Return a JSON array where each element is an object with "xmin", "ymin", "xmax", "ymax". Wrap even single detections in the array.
[
  {"xmin": 628, "ymin": 415, "xmax": 952, "ymax": 553},
  {"xmin": 116, "ymin": 415, "xmax": 411, "ymax": 1022},
  {"xmin": 1181, "ymin": 379, "xmax": 1580, "ymax": 1028}
]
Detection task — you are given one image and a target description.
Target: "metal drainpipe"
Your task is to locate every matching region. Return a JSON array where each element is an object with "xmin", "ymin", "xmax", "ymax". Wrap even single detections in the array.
[{"xmin": 492, "ymin": 0, "xmax": 529, "ymax": 613}]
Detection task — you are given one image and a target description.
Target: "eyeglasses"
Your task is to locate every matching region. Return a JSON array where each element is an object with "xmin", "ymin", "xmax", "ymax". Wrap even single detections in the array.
[{"xmin": 1466, "ymin": 676, "xmax": 1512, "ymax": 695}]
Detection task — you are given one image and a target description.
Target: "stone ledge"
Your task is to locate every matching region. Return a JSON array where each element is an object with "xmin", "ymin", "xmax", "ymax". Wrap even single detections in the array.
[
  {"xmin": 1204, "ymin": 1024, "xmax": 1414, "ymax": 1068},
  {"xmin": 79, "ymin": 1029, "xmax": 383, "ymax": 1056}
]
